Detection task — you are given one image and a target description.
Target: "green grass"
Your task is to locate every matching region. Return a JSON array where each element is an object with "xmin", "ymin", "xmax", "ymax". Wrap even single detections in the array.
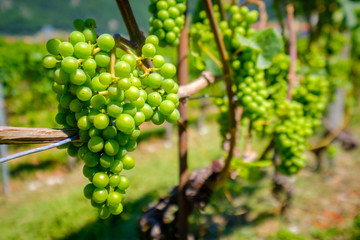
[{"xmin": 1, "ymin": 122, "xmax": 360, "ymax": 240}]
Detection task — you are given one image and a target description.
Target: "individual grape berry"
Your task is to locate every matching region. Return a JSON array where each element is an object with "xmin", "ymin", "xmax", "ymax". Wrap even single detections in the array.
[
  {"xmin": 88, "ymin": 136, "xmax": 104, "ymax": 153},
  {"xmin": 83, "ymin": 184, "xmax": 96, "ymax": 199},
  {"xmin": 77, "ymin": 115, "xmax": 92, "ymax": 130},
  {"xmin": 70, "ymin": 69, "xmax": 87, "ymax": 85},
  {"xmin": 82, "ymin": 58, "xmax": 97, "ymax": 72},
  {"xmin": 160, "ymin": 63, "xmax": 176, "ymax": 78},
  {"xmin": 115, "ymin": 61, "xmax": 131, "ymax": 78},
  {"xmin": 95, "ymin": 51, "xmax": 110, "ymax": 67},
  {"xmin": 159, "ymin": 100, "xmax": 175, "ymax": 115},
  {"xmin": 76, "ymin": 86, "xmax": 92, "ymax": 101},
  {"xmin": 142, "ymin": 43, "xmax": 156, "ymax": 58},
  {"xmin": 117, "ymin": 175, "xmax": 130, "ymax": 190},
  {"xmin": 152, "ymin": 55, "xmax": 165, "ymax": 68},
  {"xmin": 69, "ymin": 31, "xmax": 86, "ymax": 45},
  {"xmin": 85, "ymin": 18, "xmax": 97, "ymax": 28},
  {"xmin": 46, "ymin": 38, "xmax": 61, "ymax": 55},
  {"xmin": 107, "ymin": 192, "xmax": 122, "ymax": 206},
  {"xmin": 94, "ymin": 113, "xmax": 110, "ymax": 130},
  {"xmin": 152, "ymin": 110, "xmax": 165, "ymax": 125},
  {"xmin": 109, "ymin": 174, "xmax": 121, "ymax": 187},
  {"xmin": 104, "ymin": 139, "xmax": 120, "ymax": 156},
  {"xmin": 83, "ymin": 28, "xmax": 97, "ymax": 43},
  {"xmin": 92, "ymin": 188, "xmax": 108, "ymax": 203},
  {"xmin": 92, "ymin": 172, "xmax": 109, "ymax": 188},
  {"xmin": 125, "ymin": 86, "xmax": 140, "ymax": 102},
  {"xmin": 115, "ymin": 114, "xmax": 135, "ymax": 134},
  {"xmin": 73, "ymin": 19, "xmax": 85, "ymax": 31},
  {"xmin": 109, "ymin": 203, "xmax": 123, "ymax": 215},
  {"xmin": 97, "ymin": 33, "xmax": 115, "ymax": 52},
  {"xmin": 145, "ymin": 35, "xmax": 159, "ymax": 46},
  {"xmin": 99, "ymin": 72, "xmax": 113, "ymax": 86},
  {"xmin": 42, "ymin": 55, "xmax": 57, "ymax": 69},
  {"xmin": 74, "ymin": 42, "xmax": 92, "ymax": 59},
  {"xmin": 61, "ymin": 57, "xmax": 78, "ymax": 73},
  {"xmin": 59, "ymin": 42, "xmax": 74, "ymax": 57},
  {"xmin": 147, "ymin": 92, "xmax": 162, "ymax": 107},
  {"xmin": 148, "ymin": 73, "xmax": 162, "ymax": 88},
  {"xmin": 110, "ymin": 159, "xmax": 123, "ymax": 173}
]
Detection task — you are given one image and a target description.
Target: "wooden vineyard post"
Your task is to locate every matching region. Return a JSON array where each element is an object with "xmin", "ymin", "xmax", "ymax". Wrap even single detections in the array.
[
  {"xmin": 177, "ymin": 13, "xmax": 190, "ymax": 240},
  {"xmin": 0, "ymin": 82, "xmax": 10, "ymax": 195}
]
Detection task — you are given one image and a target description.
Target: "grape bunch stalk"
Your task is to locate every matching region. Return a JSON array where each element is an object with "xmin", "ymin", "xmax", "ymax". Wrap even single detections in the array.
[{"xmin": 43, "ymin": 18, "xmax": 180, "ymax": 219}]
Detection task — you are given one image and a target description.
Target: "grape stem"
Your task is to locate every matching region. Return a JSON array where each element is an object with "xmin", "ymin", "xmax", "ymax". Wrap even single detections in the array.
[
  {"xmin": 92, "ymin": 47, "xmax": 101, "ymax": 55},
  {"xmin": 202, "ymin": 0, "xmax": 238, "ymax": 181},
  {"xmin": 241, "ymin": 0, "xmax": 268, "ymax": 29}
]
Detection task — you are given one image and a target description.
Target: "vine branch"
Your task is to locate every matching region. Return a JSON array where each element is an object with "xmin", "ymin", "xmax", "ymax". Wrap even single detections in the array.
[
  {"xmin": 202, "ymin": 0, "xmax": 237, "ymax": 180},
  {"xmin": 286, "ymin": 3, "xmax": 297, "ymax": 100}
]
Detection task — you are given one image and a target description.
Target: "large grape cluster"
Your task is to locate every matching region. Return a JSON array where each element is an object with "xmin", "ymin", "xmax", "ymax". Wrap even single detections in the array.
[
  {"xmin": 274, "ymin": 101, "xmax": 313, "ymax": 175},
  {"xmin": 43, "ymin": 19, "xmax": 180, "ymax": 219},
  {"xmin": 148, "ymin": 0, "xmax": 187, "ymax": 46}
]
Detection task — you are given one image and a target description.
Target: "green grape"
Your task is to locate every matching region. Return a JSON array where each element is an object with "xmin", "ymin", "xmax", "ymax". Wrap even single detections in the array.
[
  {"xmin": 148, "ymin": 73, "xmax": 162, "ymax": 88},
  {"xmin": 159, "ymin": 100, "xmax": 175, "ymax": 115},
  {"xmin": 82, "ymin": 58, "xmax": 97, "ymax": 72},
  {"xmin": 73, "ymin": 19, "xmax": 85, "ymax": 31},
  {"xmin": 107, "ymin": 101, "xmax": 123, "ymax": 117},
  {"xmin": 104, "ymin": 139, "xmax": 120, "ymax": 156},
  {"xmin": 83, "ymin": 28, "xmax": 97, "ymax": 43},
  {"xmin": 76, "ymin": 86, "xmax": 92, "ymax": 101},
  {"xmin": 74, "ymin": 42, "xmax": 92, "ymax": 59},
  {"xmin": 92, "ymin": 188, "xmax": 108, "ymax": 203},
  {"xmin": 110, "ymin": 159, "xmax": 123, "ymax": 173},
  {"xmin": 147, "ymin": 92, "xmax": 162, "ymax": 107},
  {"xmin": 117, "ymin": 175, "xmax": 130, "ymax": 190},
  {"xmin": 118, "ymin": 78, "xmax": 131, "ymax": 90},
  {"xmin": 59, "ymin": 41, "xmax": 74, "ymax": 57},
  {"xmin": 69, "ymin": 31, "xmax": 86, "ymax": 45},
  {"xmin": 160, "ymin": 63, "xmax": 176, "ymax": 78},
  {"xmin": 115, "ymin": 114, "xmax": 135, "ymax": 134},
  {"xmin": 90, "ymin": 94, "xmax": 107, "ymax": 109},
  {"xmin": 97, "ymin": 33, "xmax": 115, "ymax": 51},
  {"xmin": 152, "ymin": 110, "xmax": 165, "ymax": 125},
  {"xmin": 46, "ymin": 38, "xmax": 61, "ymax": 55},
  {"xmin": 54, "ymin": 69, "xmax": 69, "ymax": 85},
  {"xmin": 121, "ymin": 54, "xmax": 136, "ymax": 69},
  {"xmin": 145, "ymin": 35, "xmax": 159, "ymax": 46},
  {"xmin": 42, "ymin": 55, "xmax": 57, "ymax": 69},
  {"xmin": 142, "ymin": 43, "xmax": 156, "ymax": 58},
  {"xmin": 92, "ymin": 172, "xmax": 109, "ymax": 188},
  {"xmin": 83, "ymin": 184, "xmax": 96, "ymax": 199},
  {"xmin": 88, "ymin": 136, "xmax": 104, "ymax": 153},
  {"xmin": 115, "ymin": 61, "xmax": 131, "ymax": 78},
  {"xmin": 152, "ymin": 55, "xmax": 165, "ymax": 68},
  {"xmin": 94, "ymin": 113, "xmax": 110, "ymax": 130},
  {"xmin": 70, "ymin": 69, "xmax": 87, "ymax": 85},
  {"xmin": 107, "ymin": 192, "xmax": 122, "ymax": 206},
  {"xmin": 61, "ymin": 57, "xmax": 78, "ymax": 73},
  {"xmin": 109, "ymin": 174, "xmax": 121, "ymax": 187},
  {"xmin": 125, "ymin": 86, "xmax": 140, "ymax": 102},
  {"xmin": 109, "ymin": 203, "xmax": 123, "ymax": 215},
  {"xmin": 95, "ymin": 51, "xmax": 110, "ymax": 67}
]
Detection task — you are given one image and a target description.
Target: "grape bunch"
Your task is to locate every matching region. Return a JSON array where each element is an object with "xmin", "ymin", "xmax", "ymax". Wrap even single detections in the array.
[
  {"xmin": 274, "ymin": 100, "xmax": 313, "ymax": 175},
  {"xmin": 148, "ymin": 0, "xmax": 187, "ymax": 46},
  {"xmin": 224, "ymin": 5, "xmax": 270, "ymax": 120},
  {"xmin": 43, "ymin": 18, "xmax": 180, "ymax": 219},
  {"xmin": 292, "ymin": 74, "xmax": 329, "ymax": 128}
]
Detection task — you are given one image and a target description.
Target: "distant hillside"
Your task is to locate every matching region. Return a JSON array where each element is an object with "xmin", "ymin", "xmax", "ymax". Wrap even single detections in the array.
[
  {"xmin": 0, "ymin": 0, "xmax": 275, "ymax": 36},
  {"xmin": 0, "ymin": 0, "xmax": 150, "ymax": 35}
]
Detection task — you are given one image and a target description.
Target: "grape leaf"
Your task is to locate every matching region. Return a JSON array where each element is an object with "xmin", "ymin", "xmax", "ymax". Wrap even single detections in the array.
[
  {"xmin": 251, "ymin": 28, "xmax": 284, "ymax": 69},
  {"xmin": 235, "ymin": 33, "xmax": 261, "ymax": 51}
]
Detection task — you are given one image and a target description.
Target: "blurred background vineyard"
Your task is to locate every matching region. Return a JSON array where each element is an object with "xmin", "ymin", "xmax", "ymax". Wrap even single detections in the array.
[{"xmin": 1, "ymin": 0, "xmax": 360, "ymax": 240}]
